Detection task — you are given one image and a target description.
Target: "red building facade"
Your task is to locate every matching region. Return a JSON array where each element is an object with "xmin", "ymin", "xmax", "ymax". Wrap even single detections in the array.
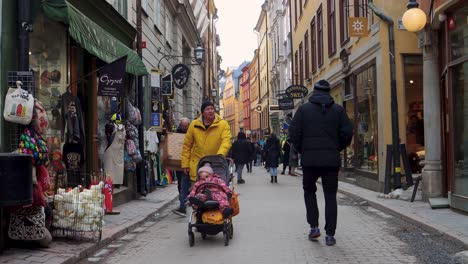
[{"xmin": 240, "ymin": 64, "xmax": 251, "ymax": 132}]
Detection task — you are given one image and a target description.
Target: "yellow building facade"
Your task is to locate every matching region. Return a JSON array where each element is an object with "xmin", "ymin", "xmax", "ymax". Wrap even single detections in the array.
[
  {"xmin": 291, "ymin": 0, "xmax": 422, "ymax": 191},
  {"xmin": 223, "ymin": 68, "xmax": 237, "ymax": 138}
]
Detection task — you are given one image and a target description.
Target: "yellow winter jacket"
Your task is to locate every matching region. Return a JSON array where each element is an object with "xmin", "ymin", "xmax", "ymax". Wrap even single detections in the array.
[{"xmin": 181, "ymin": 114, "xmax": 232, "ymax": 181}]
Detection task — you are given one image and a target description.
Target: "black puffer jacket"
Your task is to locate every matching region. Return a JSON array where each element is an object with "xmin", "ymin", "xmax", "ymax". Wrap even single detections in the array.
[
  {"xmin": 264, "ymin": 136, "xmax": 281, "ymax": 168},
  {"xmin": 289, "ymin": 90, "xmax": 353, "ymax": 167},
  {"xmin": 231, "ymin": 139, "xmax": 254, "ymax": 165}
]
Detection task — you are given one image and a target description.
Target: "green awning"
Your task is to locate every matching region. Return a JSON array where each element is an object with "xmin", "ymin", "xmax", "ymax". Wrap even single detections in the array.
[{"xmin": 35, "ymin": 0, "xmax": 148, "ymax": 76}]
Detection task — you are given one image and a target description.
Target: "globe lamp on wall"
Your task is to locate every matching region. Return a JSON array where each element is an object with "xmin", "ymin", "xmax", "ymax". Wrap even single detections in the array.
[{"xmin": 402, "ymin": 0, "xmax": 427, "ymax": 32}]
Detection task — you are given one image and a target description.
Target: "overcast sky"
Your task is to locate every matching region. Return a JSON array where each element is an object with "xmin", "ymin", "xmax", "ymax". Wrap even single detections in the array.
[{"xmin": 215, "ymin": 0, "xmax": 265, "ymax": 70}]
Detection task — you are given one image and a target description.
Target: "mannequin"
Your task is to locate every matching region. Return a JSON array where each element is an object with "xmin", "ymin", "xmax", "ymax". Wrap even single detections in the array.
[{"xmin": 103, "ymin": 114, "xmax": 125, "ymax": 185}]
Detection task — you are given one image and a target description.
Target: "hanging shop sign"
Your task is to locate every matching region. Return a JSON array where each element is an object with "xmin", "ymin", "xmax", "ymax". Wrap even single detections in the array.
[
  {"xmin": 161, "ymin": 74, "xmax": 173, "ymax": 96},
  {"xmin": 348, "ymin": 17, "xmax": 369, "ymax": 37},
  {"xmin": 98, "ymin": 56, "xmax": 127, "ymax": 97},
  {"xmin": 285, "ymin": 84, "xmax": 308, "ymax": 99},
  {"xmin": 171, "ymin": 64, "xmax": 190, "ymax": 89},
  {"xmin": 278, "ymin": 98, "xmax": 294, "ymax": 110}
]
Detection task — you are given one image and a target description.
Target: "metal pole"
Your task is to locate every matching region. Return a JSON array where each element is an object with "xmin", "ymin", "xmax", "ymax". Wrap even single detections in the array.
[
  {"xmin": 136, "ymin": 0, "xmax": 147, "ymax": 196},
  {"xmin": 18, "ymin": 0, "xmax": 31, "ymax": 71},
  {"xmin": 368, "ymin": 0, "xmax": 401, "ymax": 189}
]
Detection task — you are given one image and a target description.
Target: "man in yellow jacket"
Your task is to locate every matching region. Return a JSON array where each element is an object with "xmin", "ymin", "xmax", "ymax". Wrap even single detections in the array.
[{"xmin": 177, "ymin": 101, "xmax": 232, "ymax": 215}]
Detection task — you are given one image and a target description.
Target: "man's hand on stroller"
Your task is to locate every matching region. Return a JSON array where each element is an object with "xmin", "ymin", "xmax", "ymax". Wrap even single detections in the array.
[{"xmin": 183, "ymin": 168, "xmax": 190, "ymax": 175}]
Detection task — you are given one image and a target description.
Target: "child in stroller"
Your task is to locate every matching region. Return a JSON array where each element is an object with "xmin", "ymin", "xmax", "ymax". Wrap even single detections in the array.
[
  {"xmin": 187, "ymin": 163, "xmax": 234, "ymax": 219},
  {"xmin": 187, "ymin": 155, "xmax": 236, "ymax": 246}
]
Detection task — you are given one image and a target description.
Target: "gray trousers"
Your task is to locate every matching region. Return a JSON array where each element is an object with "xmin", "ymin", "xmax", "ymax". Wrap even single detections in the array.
[{"xmin": 236, "ymin": 163, "xmax": 245, "ymax": 180}]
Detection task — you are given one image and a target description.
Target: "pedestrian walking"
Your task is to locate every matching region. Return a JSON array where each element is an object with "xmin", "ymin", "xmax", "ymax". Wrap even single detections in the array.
[
  {"xmin": 231, "ymin": 132, "xmax": 254, "ymax": 184},
  {"xmin": 246, "ymin": 137, "xmax": 255, "ymax": 172},
  {"xmin": 264, "ymin": 133, "xmax": 281, "ymax": 183},
  {"xmin": 289, "ymin": 80, "xmax": 353, "ymax": 246},
  {"xmin": 255, "ymin": 142, "xmax": 263, "ymax": 166},
  {"xmin": 281, "ymin": 139, "xmax": 291, "ymax": 175},
  {"xmin": 289, "ymin": 144, "xmax": 299, "ymax": 176},
  {"xmin": 181, "ymin": 100, "xmax": 232, "ymax": 204},
  {"xmin": 172, "ymin": 117, "xmax": 191, "ymax": 216}
]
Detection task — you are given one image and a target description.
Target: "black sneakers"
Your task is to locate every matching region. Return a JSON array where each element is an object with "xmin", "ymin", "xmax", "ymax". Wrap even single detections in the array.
[{"xmin": 238, "ymin": 179, "xmax": 245, "ymax": 184}]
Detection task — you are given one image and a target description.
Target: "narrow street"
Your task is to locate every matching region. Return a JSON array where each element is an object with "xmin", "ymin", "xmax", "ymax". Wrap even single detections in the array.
[{"xmin": 79, "ymin": 166, "xmax": 464, "ymax": 264}]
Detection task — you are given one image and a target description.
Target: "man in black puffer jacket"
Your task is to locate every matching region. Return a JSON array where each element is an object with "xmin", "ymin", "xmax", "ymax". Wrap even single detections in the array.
[
  {"xmin": 289, "ymin": 79, "xmax": 353, "ymax": 246},
  {"xmin": 231, "ymin": 131, "xmax": 254, "ymax": 184}
]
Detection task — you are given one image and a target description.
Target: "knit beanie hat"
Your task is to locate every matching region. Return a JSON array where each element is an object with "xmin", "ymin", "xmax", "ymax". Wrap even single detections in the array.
[
  {"xmin": 314, "ymin": 79, "xmax": 331, "ymax": 91},
  {"xmin": 198, "ymin": 163, "xmax": 214, "ymax": 175},
  {"xmin": 201, "ymin": 101, "xmax": 215, "ymax": 113}
]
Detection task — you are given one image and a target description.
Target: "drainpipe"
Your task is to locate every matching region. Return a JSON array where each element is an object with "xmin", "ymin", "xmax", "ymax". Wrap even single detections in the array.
[
  {"xmin": 368, "ymin": 0, "xmax": 402, "ymax": 190},
  {"xmin": 136, "ymin": 0, "xmax": 147, "ymax": 196},
  {"xmin": 18, "ymin": 0, "xmax": 31, "ymax": 71}
]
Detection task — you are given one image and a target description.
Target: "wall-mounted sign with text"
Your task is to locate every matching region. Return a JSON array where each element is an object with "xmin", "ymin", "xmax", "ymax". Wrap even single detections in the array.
[
  {"xmin": 98, "ymin": 56, "xmax": 127, "ymax": 97},
  {"xmin": 278, "ymin": 98, "xmax": 294, "ymax": 110},
  {"xmin": 285, "ymin": 84, "xmax": 308, "ymax": 99}
]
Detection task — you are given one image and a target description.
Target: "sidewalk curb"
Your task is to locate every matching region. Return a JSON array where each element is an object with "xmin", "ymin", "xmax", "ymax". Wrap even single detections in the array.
[
  {"xmin": 336, "ymin": 187, "xmax": 468, "ymax": 248},
  {"xmin": 62, "ymin": 195, "xmax": 179, "ymax": 264}
]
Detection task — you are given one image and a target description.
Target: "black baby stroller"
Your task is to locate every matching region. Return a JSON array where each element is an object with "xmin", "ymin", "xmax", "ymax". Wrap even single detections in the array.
[{"xmin": 188, "ymin": 155, "xmax": 235, "ymax": 246}]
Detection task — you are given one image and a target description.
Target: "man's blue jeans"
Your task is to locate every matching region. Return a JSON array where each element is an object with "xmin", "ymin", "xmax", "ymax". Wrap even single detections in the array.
[{"xmin": 179, "ymin": 173, "xmax": 192, "ymax": 210}]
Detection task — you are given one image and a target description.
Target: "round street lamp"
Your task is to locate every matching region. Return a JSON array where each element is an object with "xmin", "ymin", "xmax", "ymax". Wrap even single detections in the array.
[
  {"xmin": 402, "ymin": 0, "xmax": 427, "ymax": 32},
  {"xmin": 194, "ymin": 45, "xmax": 205, "ymax": 65}
]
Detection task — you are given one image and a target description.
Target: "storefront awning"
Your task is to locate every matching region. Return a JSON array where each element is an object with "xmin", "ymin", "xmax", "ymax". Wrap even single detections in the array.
[{"xmin": 35, "ymin": 0, "xmax": 148, "ymax": 76}]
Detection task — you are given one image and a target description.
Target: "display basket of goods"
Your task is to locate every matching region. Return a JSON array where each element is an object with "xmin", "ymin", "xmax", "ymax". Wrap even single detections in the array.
[
  {"xmin": 160, "ymin": 132, "xmax": 185, "ymax": 170},
  {"xmin": 51, "ymin": 181, "xmax": 105, "ymax": 241}
]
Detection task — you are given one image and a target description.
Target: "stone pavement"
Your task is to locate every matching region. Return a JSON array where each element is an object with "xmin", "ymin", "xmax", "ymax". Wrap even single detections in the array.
[
  {"xmin": 1, "ymin": 168, "xmax": 467, "ymax": 264},
  {"xmin": 296, "ymin": 169, "xmax": 468, "ymax": 248},
  {"xmin": 0, "ymin": 184, "xmax": 179, "ymax": 264},
  {"xmin": 336, "ymin": 180, "xmax": 468, "ymax": 247}
]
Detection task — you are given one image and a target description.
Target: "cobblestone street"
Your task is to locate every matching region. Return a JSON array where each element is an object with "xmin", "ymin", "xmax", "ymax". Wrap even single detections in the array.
[{"xmin": 79, "ymin": 166, "xmax": 464, "ymax": 264}]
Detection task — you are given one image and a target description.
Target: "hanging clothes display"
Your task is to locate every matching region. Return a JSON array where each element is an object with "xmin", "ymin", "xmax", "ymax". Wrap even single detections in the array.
[
  {"xmin": 62, "ymin": 142, "xmax": 84, "ymax": 186},
  {"xmin": 104, "ymin": 124, "xmax": 125, "ymax": 184},
  {"xmin": 60, "ymin": 90, "xmax": 85, "ymax": 144}
]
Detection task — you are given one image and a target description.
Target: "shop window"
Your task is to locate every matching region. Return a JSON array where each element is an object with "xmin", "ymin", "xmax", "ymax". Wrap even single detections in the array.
[
  {"xmin": 355, "ymin": 65, "xmax": 377, "ymax": 172},
  {"xmin": 29, "ymin": 14, "xmax": 68, "ymax": 157},
  {"xmin": 449, "ymin": 5, "xmax": 468, "ymax": 61},
  {"xmin": 452, "ymin": 61, "xmax": 468, "ymax": 197}
]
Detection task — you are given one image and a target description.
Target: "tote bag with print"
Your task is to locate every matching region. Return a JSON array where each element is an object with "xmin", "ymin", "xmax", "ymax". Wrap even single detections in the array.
[{"xmin": 3, "ymin": 86, "xmax": 34, "ymax": 125}]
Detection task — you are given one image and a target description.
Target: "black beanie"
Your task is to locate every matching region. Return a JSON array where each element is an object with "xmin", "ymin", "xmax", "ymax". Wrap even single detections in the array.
[
  {"xmin": 314, "ymin": 80, "xmax": 331, "ymax": 91},
  {"xmin": 201, "ymin": 101, "xmax": 215, "ymax": 113}
]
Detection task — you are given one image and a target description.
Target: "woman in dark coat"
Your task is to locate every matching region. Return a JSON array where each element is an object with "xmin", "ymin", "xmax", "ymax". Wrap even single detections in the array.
[
  {"xmin": 281, "ymin": 139, "xmax": 291, "ymax": 175},
  {"xmin": 264, "ymin": 133, "xmax": 281, "ymax": 183}
]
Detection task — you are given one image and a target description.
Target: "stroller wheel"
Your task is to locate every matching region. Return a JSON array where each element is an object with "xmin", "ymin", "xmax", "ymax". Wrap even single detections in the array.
[
  {"xmin": 223, "ymin": 231, "xmax": 229, "ymax": 246},
  {"xmin": 201, "ymin": 233, "xmax": 207, "ymax": 240},
  {"xmin": 188, "ymin": 231, "xmax": 195, "ymax": 247}
]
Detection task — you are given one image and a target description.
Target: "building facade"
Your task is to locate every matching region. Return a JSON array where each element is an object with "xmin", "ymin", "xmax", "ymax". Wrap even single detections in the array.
[
  {"xmin": 255, "ymin": 2, "xmax": 272, "ymax": 138},
  {"xmin": 241, "ymin": 63, "xmax": 251, "ymax": 132},
  {"xmin": 249, "ymin": 50, "xmax": 261, "ymax": 141},
  {"xmin": 418, "ymin": 0, "xmax": 468, "ymax": 212},
  {"xmin": 267, "ymin": 0, "xmax": 290, "ymax": 136},
  {"xmin": 223, "ymin": 67, "xmax": 237, "ymax": 137},
  {"xmin": 291, "ymin": 0, "xmax": 422, "ymax": 192}
]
